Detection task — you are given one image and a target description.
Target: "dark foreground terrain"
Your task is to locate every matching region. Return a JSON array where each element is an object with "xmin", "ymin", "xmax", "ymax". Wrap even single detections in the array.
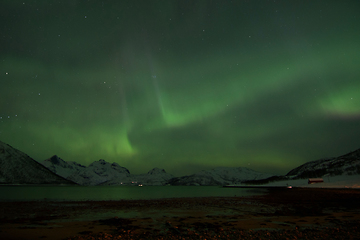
[{"xmin": 0, "ymin": 188, "xmax": 359, "ymax": 239}]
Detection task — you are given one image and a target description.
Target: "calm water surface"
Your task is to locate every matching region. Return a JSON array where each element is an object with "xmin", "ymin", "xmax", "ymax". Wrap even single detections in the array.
[{"xmin": 0, "ymin": 185, "xmax": 268, "ymax": 201}]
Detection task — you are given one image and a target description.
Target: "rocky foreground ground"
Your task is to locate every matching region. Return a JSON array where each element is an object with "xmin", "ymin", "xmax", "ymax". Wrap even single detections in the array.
[{"xmin": 0, "ymin": 188, "xmax": 359, "ymax": 239}]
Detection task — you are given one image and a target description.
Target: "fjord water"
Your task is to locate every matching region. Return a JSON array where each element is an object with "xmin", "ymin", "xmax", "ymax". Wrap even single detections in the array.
[{"xmin": 0, "ymin": 185, "xmax": 267, "ymax": 201}]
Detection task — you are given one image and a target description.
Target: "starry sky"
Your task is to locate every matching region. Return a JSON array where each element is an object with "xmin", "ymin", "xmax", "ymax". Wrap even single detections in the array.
[{"xmin": 1, "ymin": 0, "xmax": 360, "ymax": 176}]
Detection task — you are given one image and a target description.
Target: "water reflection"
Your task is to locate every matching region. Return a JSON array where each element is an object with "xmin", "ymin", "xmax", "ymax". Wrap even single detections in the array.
[{"xmin": 0, "ymin": 185, "xmax": 268, "ymax": 201}]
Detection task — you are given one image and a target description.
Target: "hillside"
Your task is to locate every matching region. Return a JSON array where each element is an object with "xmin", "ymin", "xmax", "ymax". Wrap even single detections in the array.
[
  {"xmin": 243, "ymin": 148, "xmax": 360, "ymax": 185},
  {"xmin": 169, "ymin": 167, "xmax": 274, "ymax": 186},
  {"xmin": 0, "ymin": 141, "xmax": 75, "ymax": 185}
]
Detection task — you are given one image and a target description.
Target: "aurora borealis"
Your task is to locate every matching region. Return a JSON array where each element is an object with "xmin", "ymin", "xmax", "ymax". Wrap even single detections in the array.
[{"xmin": 1, "ymin": 1, "xmax": 360, "ymax": 176}]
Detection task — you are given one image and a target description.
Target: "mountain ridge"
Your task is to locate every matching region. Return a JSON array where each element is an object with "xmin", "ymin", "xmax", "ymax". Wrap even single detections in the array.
[
  {"xmin": 243, "ymin": 148, "xmax": 360, "ymax": 185},
  {"xmin": 42, "ymin": 155, "xmax": 174, "ymax": 186},
  {"xmin": 0, "ymin": 141, "xmax": 75, "ymax": 185},
  {"xmin": 41, "ymin": 155, "xmax": 275, "ymax": 186},
  {"xmin": 286, "ymin": 147, "xmax": 360, "ymax": 178},
  {"xmin": 2, "ymin": 140, "xmax": 359, "ymax": 186},
  {"xmin": 168, "ymin": 167, "xmax": 273, "ymax": 186}
]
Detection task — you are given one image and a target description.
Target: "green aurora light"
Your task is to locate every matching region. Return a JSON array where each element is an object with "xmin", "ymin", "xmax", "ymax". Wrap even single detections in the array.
[{"xmin": 1, "ymin": 1, "xmax": 360, "ymax": 176}]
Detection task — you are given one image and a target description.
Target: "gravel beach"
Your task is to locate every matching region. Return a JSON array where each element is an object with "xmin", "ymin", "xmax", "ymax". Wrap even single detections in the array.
[{"xmin": 0, "ymin": 188, "xmax": 359, "ymax": 239}]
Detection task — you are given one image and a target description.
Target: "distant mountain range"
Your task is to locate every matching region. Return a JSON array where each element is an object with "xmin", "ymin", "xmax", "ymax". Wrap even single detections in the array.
[
  {"xmin": 41, "ymin": 155, "xmax": 174, "ymax": 186},
  {"xmin": 1, "ymin": 140, "xmax": 359, "ymax": 186},
  {"xmin": 168, "ymin": 167, "xmax": 273, "ymax": 186},
  {"xmin": 40, "ymin": 156, "xmax": 273, "ymax": 186}
]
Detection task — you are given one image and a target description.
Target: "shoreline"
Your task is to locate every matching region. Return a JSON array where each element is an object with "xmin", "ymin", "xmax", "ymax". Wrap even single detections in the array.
[
  {"xmin": 223, "ymin": 185, "xmax": 292, "ymax": 188},
  {"xmin": 1, "ymin": 188, "xmax": 359, "ymax": 239}
]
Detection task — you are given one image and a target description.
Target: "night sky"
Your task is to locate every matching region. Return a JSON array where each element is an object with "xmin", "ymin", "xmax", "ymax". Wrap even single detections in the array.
[{"xmin": 1, "ymin": 1, "xmax": 360, "ymax": 176}]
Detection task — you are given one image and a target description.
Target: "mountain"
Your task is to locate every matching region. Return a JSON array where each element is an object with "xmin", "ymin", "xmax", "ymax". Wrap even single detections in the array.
[
  {"xmin": 41, "ymin": 157, "xmax": 173, "ymax": 186},
  {"xmin": 42, "ymin": 155, "xmax": 86, "ymax": 178},
  {"xmin": 0, "ymin": 141, "xmax": 75, "ymax": 185},
  {"xmin": 42, "ymin": 156, "xmax": 272, "ymax": 186},
  {"xmin": 101, "ymin": 167, "xmax": 174, "ymax": 186},
  {"xmin": 42, "ymin": 157, "xmax": 131, "ymax": 185},
  {"xmin": 168, "ymin": 167, "xmax": 274, "ymax": 186},
  {"xmin": 243, "ymin": 148, "xmax": 360, "ymax": 185},
  {"xmin": 286, "ymin": 148, "xmax": 360, "ymax": 178},
  {"xmin": 81, "ymin": 159, "xmax": 131, "ymax": 185}
]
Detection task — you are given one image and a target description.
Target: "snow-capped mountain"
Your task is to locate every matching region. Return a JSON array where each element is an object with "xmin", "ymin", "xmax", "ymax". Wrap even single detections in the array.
[
  {"xmin": 286, "ymin": 148, "xmax": 360, "ymax": 179},
  {"xmin": 41, "ymin": 157, "xmax": 173, "ymax": 186},
  {"xmin": 81, "ymin": 159, "xmax": 131, "ymax": 185},
  {"xmin": 42, "ymin": 157, "xmax": 271, "ymax": 186},
  {"xmin": 137, "ymin": 167, "xmax": 174, "ymax": 185},
  {"xmin": 42, "ymin": 155, "xmax": 86, "ymax": 178},
  {"xmin": 243, "ymin": 148, "xmax": 360, "ymax": 185},
  {"xmin": 168, "ymin": 167, "xmax": 274, "ymax": 186},
  {"xmin": 101, "ymin": 167, "xmax": 174, "ymax": 186},
  {"xmin": 42, "ymin": 157, "xmax": 131, "ymax": 185},
  {"xmin": 0, "ymin": 141, "xmax": 75, "ymax": 185}
]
